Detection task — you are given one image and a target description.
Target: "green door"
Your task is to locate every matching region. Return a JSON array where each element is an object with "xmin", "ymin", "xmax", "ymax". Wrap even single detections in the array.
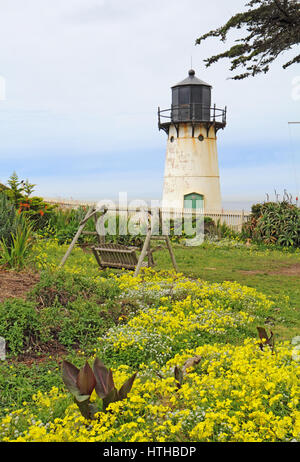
[{"xmin": 184, "ymin": 193, "xmax": 204, "ymax": 210}]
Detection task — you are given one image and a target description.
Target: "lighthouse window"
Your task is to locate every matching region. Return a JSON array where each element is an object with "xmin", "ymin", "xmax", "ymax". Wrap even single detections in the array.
[
  {"xmin": 172, "ymin": 88, "xmax": 179, "ymax": 106},
  {"xmin": 170, "ymin": 136, "xmax": 175, "ymax": 143},
  {"xmin": 179, "ymin": 87, "xmax": 190, "ymax": 105},
  {"xmin": 198, "ymin": 135, "xmax": 204, "ymax": 142},
  {"xmin": 191, "ymin": 87, "xmax": 202, "ymax": 103}
]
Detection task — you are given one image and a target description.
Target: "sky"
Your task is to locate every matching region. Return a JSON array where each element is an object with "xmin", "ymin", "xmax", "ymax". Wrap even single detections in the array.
[{"xmin": 0, "ymin": 0, "xmax": 299, "ymax": 210}]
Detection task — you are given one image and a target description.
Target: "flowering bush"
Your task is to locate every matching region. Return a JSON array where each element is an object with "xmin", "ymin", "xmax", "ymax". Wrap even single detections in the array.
[
  {"xmin": 99, "ymin": 269, "xmax": 272, "ymax": 366},
  {"xmin": 1, "ymin": 341, "xmax": 299, "ymax": 442},
  {"xmin": 1, "ymin": 267, "xmax": 296, "ymax": 443}
]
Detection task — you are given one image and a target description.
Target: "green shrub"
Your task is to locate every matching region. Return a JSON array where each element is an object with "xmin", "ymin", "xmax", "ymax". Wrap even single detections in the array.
[
  {"xmin": 17, "ymin": 196, "xmax": 56, "ymax": 231},
  {"xmin": 0, "ymin": 299, "xmax": 43, "ymax": 356},
  {"xmin": 29, "ymin": 269, "xmax": 121, "ymax": 308},
  {"xmin": 4, "ymin": 171, "xmax": 24, "ymax": 206},
  {"xmin": 27, "ymin": 270, "xmax": 122, "ymax": 352},
  {"xmin": 0, "ymin": 192, "xmax": 19, "ymax": 248},
  {"xmin": 0, "ymin": 360, "xmax": 63, "ymax": 417},
  {"xmin": 0, "ymin": 270, "xmax": 124, "ymax": 356},
  {"xmin": 48, "ymin": 207, "xmax": 88, "ymax": 244},
  {"xmin": 243, "ymin": 201, "xmax": 300, "ymax": 247},
  {"xmin": 0, "ymin": 183, "xmax": 9, "ymax": 193},
  {"xmin": 2, "ymin": 172, "xmax": 57, "ymax": 232},
  {"xmin": 203, "ymin": 216, "xmax": 216, "ymax": 235},
  {"xmin": 48, "ymin": 298, "xmax": 115, "ymax": 349},
  {"xmin": 0, "ymin": 217, "xmax": 34, "ymax": 269}
]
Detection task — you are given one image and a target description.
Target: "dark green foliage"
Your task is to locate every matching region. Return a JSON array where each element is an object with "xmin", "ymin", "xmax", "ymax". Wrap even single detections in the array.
[
  {"xmin": 1, "ymin": 172, "xmax": 56, "ymax": 232},
  {"xmin": 204, "ymin": 217, "xmax": 216, "ymax": 236},
  {"xmin": 243, "ymin": 201, "xmax": 300, "ymax": 247},
  {"xmin": 50, "ymin": 209, "xmax": 146, "ymax": 247},
  {"xmin": 168, "ymin": 216, "xmax": 238, "ymax": 243},
  {"xmin": 47, "ymin": 207, "xmax": 89, "ymax": 244},
  {"xmin": 0, "ymin": 183, "xmax": 9, "ymax": 193},
  {"xmin": 17, "ymin": 196, "xmax": 56, "ymax": 231},
  {"xmin": 0, "ymin": 270, "xmax": 125, "ymax": 357},
  {"xmin": 214, "ymin": 219, "xmax": 239, "ymax": 240},
  {"xmin": 0, "ymin": 192, "xmax": 19, "ymax": 248},
  {"xmin": 196, "ymin": 0, "xmax": 300, "ymax": 79},
  {"xmin": 0, "ymin": 299, "xmax": 43, "ymax": 356},
  {"xmin": 5, "ymin": 171, "xmax": 23, "ymax": 206},
  {"xmin": 0, "ymin": 217, "xmax": 34, "ymax": 269},
  {"xmin": 0, "ymin": 360, "xmax": 64, "ymax": 417},
  {"xmin": 29, "ymin": 269, "xmax": 121, "ymax": 307},
  {"xmin": 27, "ymin": 270, "xmax": 122, "ymax": 352},
  {"xmin": 50, "ymin": 298, "xmax": 115, "ymax": 349}
]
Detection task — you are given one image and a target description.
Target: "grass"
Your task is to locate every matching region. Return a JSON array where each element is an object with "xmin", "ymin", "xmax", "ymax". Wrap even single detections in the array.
[
  {"xmin": 156, "ymin": 241, "xmax": 300, "ymax": 342},
  {"xmin": 0, "ymin": 360, "xmax": 62, "ymax": 414}
]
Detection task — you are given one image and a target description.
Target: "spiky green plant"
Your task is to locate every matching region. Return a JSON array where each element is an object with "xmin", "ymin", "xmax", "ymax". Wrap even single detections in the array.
[
  {"xmin": 0, "ymin": 217, "xmax": 33, "ymax": 269},
  {"xmin": 243, "ymin": 201, "xmax": 300, "ymax": 247}
]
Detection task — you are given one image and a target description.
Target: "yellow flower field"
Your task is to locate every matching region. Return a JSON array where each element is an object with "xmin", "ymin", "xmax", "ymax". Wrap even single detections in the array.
[
  {"xmin": 1, "ymin": 266, "xmax": 299, "ymax": 442},
  {"xmin": 1, "ymin": 341, "xmax": 299, "ymax": 442}
]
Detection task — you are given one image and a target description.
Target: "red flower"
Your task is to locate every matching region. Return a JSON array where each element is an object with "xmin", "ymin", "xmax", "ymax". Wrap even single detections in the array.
[
  {"xmin": 39, "ymin": 210, "xmax": 44, "ymax": 216},
  {"xmin": 19, "ymin": 202, "xmax": 30, "ymax": 209}
]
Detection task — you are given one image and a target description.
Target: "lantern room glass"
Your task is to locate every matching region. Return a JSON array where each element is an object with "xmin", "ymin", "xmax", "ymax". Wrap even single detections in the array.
[{"xmin": 171, "ymin": 85, "xmax": 211, "ymax": 122}]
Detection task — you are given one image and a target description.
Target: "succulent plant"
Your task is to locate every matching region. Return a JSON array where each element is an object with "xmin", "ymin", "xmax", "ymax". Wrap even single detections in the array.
[
  {"xmin": 62, "ymin": 360, "xmax": 97, "ymax": 420},
  {"xmin": 174, "ymin": 366, "xmax": 184, "ymax": 389},
  {"xmin": 257, "ymin": 326, "xmax": 275, "ymax": 352},
  {"xmin": 174, "ymin": 355, "xmax": 202, "ymax": 390},
  {"xmin": 62, "ymin": 357, "xmax": 137, "ymax": 419}
]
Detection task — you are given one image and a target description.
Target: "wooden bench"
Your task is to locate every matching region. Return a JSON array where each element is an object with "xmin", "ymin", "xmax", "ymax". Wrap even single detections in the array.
[
  {"xmin": 59, "ymin": 206, "xmax": 178, "ymax": 277},
  {"xmin": 92, "ymin": 244, "xmax": 142, "ymax": 270}
]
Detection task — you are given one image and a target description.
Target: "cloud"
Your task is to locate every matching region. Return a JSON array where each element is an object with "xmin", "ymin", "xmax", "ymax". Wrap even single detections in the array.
[
  {"xmin": 63, "ymin": 0, "xmax": 150, "ymax": 24},
  {"xmin": 0, "ymin": 0, "xmax": 299, "ymax": 203}
]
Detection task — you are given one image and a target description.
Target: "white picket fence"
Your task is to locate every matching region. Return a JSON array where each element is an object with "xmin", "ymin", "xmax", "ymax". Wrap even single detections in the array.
[
  {"xmin": 199, "ymin": 210, "xmax": 251, "ymax": 231},
  {"xmin": 43, "ymin": 198, "xmax": 251, "ymax": 231}
]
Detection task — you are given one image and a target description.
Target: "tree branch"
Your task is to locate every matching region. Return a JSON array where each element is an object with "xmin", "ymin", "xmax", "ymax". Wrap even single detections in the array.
[{"xmin": 195, "ymin": 0, "xmax": 300, "ymax": 79}]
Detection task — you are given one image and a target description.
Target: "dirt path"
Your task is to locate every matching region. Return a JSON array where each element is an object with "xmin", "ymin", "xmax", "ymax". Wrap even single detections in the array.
[
  {"xmin": 239, "ymin": 263, "xmax": 300, "ymax": 276},
  {"xmin": 0, "ymin": 269, "xmax": 39, "ymax": 303}
]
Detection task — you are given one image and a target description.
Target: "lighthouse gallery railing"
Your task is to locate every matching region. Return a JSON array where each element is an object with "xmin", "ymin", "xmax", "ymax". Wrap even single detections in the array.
[{"xmin": 158, "ymin": 103, "xmax": 227, "ymax": 127}]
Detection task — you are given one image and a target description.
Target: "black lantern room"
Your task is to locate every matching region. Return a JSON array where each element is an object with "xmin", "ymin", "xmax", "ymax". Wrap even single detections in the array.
[
  {"xmin": 172, "ymin": 69, "xmax": 212, "ymax": 122},
  {"xmin": 158, "ymin": 69, "xmax": 227, "ymax": 136}
]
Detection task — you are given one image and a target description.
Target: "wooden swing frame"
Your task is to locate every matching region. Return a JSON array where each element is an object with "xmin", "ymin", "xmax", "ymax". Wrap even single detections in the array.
[{"xmin": 59, "ymin": 205, "xmax": 178, "ymax": 277}]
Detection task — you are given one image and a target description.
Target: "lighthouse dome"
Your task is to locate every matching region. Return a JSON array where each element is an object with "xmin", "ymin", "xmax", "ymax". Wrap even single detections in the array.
[
  {"xmin": 171, "ymin": 69, "xmax": 212, "ymax": 122},
  {"xmin": 172, "ymin": 69, "xmax": 212, "ymax": 88}
]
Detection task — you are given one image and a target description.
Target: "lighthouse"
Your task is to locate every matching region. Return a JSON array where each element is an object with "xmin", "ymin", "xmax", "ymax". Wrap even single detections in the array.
[{"xmin": 158, "ymin": 69, "xmax": 226, "ymax": 212}]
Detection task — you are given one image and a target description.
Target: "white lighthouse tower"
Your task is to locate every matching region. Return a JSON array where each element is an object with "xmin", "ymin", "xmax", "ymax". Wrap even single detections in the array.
[{"xmin": 158, "ymin": 69, "xmax": 226, "ymax": 212}]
